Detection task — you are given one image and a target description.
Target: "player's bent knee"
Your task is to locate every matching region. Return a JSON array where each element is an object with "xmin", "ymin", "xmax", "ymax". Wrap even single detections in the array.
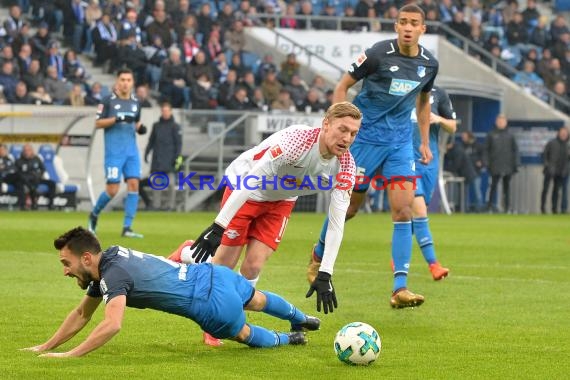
[
  {"xmin": 234, "ymin": 324, "xmax": 251, "ymax": 342},
  {"xmin": 392, "ymin": 206, "xmax": 412, "ymax": 222},
  {"xmin": 244, "ymin": 290, "xmax": 266, "ymax": 311}
]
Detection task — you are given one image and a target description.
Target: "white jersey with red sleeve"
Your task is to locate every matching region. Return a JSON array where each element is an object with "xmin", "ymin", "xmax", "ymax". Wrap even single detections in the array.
[{"xmin": 216, "ymin": 124, "xmax": 356, "ymax": 274}]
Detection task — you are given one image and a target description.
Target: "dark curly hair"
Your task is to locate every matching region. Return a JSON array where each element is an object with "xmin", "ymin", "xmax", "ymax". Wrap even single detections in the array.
[{"xmin": 54, "ymin": 227, "xmax": 101, "ymax": 256}]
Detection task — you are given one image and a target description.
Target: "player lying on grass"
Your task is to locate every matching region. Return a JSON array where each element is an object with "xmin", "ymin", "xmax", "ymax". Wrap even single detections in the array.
[{"xmin": 21, "ymin": 227, "xmax": 320, "ymax": 357}]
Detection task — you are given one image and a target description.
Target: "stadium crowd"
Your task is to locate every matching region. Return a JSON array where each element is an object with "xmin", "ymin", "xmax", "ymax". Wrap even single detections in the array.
[{"xmin": 0, "ymin": 0, "xmax": 568, "ymax": 113}]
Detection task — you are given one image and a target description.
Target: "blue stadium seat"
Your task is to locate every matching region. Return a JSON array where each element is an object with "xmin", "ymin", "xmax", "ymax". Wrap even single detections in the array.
[
  {"xmin": 37, "ymin": 144, "xmax": 79, "ymax": 194},
  {"xmin": 10, "ymin": 144, "xmax": 23, "ymax": 160}
]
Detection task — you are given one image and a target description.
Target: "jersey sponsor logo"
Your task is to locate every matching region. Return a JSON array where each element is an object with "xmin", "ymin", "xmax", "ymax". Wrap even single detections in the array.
[
  {"xmin": 411, "ymin": 160, "xmax": 416, "ymax": 172},
  {"xmin": 114, "ymin": 104, "xmax": 121, "ymax": 109},
  {"xmin": 269, "ymin": 145, "xmax": 283, "ymax": 159},
  {"xmin": 389, "ymin": 65, "xmax": 399, "ymax": 72},
  {"xmin": 417, "ymin": 66, "xmax": 426, "ymax": 78},
  {"xmin": 389, "ymin": 79, "xmax": 420, "ymax": 96},
  {"xmin": 354, "ymin": 52, "xmax": 367, "ymax": 67},
  {"xmin": 225, "ymin": 229, "xmax": 240, "ymax": 239}
]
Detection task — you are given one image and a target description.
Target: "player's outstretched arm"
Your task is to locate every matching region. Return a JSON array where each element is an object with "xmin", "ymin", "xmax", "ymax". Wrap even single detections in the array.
[
  {"xmin": 39, "ymin": 295, "xmax": 126, "ymax": 358},
  {"xmin": 332, "ymin": 74, "xmax": 358, "ymax": 103},
  {"xmin": 21, "ymin": 295, "xmax": 102, "ymax": 354}
]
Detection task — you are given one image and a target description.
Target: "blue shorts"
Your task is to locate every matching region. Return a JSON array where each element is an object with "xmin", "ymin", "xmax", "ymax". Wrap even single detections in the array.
[
  {"xmin": 190, "ymin": 264, "xmax": 255, "ymax": 339},
  {"xmin": 104, "ymin": 154, "xmax": 140, "ymax": 184},
  {"xmin": 415, "ymin": 161, "xmax": 437, "ymax": 205},
  {"xmin": 350, "ymin": 139, "xmax": 416, "ymax": 192}
]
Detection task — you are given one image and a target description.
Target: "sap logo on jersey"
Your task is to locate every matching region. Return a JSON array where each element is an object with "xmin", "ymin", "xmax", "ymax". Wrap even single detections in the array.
[{"xmin": 389, "ymin": 79, "xmax": 420, "ymax": 96}]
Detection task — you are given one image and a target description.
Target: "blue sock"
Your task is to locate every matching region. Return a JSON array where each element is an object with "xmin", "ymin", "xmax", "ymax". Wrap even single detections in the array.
[
  {"xmin": 413, "ymin": 217, "xmax": 437, "ymax": 265},
  {"xmin": 244, "ymin": 324, "xmax": 289, "ymax": 347},
  {"xmin": 313, "ymin": 217, "xmax": 329, "ymax": 260},
  {"xmin": 261, "ymin": 291, "xmax": 307, "ymax": 325},
  {"xmin": 123, "ymin": 192, "xmax": 139, "ymax": 228},
  {"xmin": 92, "ymin": 192, "xmax": 111, "ymax": 216},
  {"xmin": 392, "ymin": 221, "xmax": 412, "ymax": 292}
]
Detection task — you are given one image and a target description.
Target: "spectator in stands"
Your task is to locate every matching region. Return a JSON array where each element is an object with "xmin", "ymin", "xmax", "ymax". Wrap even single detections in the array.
[
  {"xmin": 175, "ymin": 14, "xmax": 198, "ymax": 45},
  {"xmin": 85, "ymin": 81, "xmax": 104, "ymax": 106},
  {"xmin": 506, "ymin": 11, "xmax": 529, "ymax": 46},
  {"xmin": 187, "ymin": 50, "xmax": 215, "ymax": 84},
  {"xmin": 250, "ymin": 87, "xmax": 266, "ymax": 110},
  {"xmin": 119, "ymin": 8, "xmax": 142, "ymax": 45},
  {"xmin": 537, "ymin": 48, "xmax": 553, "ymax": 79},
  {"xmin": 11, "ymin": 81, "xmax": 33, "ymax": 104},
  {"xmin": 179, "ymin": 29, "xmax": 201, "ymax": 65},
  {"xmin": 0, "ymin": 143, "xmax": 24, "ymax": 209},
  {"xmin": 44, "ymin": 65, "xmax": 70, "ymax": 105},
  {"xmin": 464, "ymin": 0, "xmax": 484, "ymax": 26},
  {"xmin": 256, "ymin": 53, "xmax": 276, "ymax": 83},
  {"xmin": 447, "ymin": 11, "xmax": 471, "ymax": 47},
  {"xmin": 218, "ymin": 69, "xmax": 238, "ymax": 108},
  {"xmin": 205, "ymin": 30, "xmax": 223, "ymax": 62},
  {"xmin": 84, "ymin": 0, "xmax": 103, "ymax": 55},
  {"xmin": 271, "ymin": 88, "xmax": 294, "ymax": 112},
  {"xmin": 227, "ymin": 86, "xmax": 252, "ymax": 110},
  {"xmin": 0, "ymin": 61, "xmax": 18, "ymax": 102},
  {"xmin": 196, "ymin": 2, "xmax": 215, "ymax": 44},
  {"xmin": 550, "ymin": 14, "xmax": 569, "ymax": 44},
  {"xmin": 213, "ymin": 51, "xmax": 229, "ymax": 83},
  {"xmin": 278, "ymin": 53, "xmax": 300, "ymax": 85},
  {"xmin": 460, "ymin": 131, "xmax": 485, "ymax": 212},
  {"xmin": 530, "ymin": 16, "xmax": 549, "ymax": 48},
  {"xmin": 512, "ymin": 60, "xmax": 548, "ymax": 101},
  {"xmin": 297, "ymin": 88, "xmax": 327, "ymax": 113},
  {"xmin": 316, "ymin": 3, "xmax": 338, "ymax": 31},
  {"xmin": 190, "ymin": 72, "xmax": 216, "ymax": 110},
  {"xmin": 46, "ymin": 41, "xmax": 65, "ymax": 80},
  {"xmin": 29, "ymin": 85, "xmax": 53, "ymax": 105},
  {"xmin": 284, "ymin": 74, "xmax": 307, "ymax": 107},
  {"xmin": 484, "ymin": 114, "xmax": 519, "ymax": 213},
  {"xmin": 68, "ymin": 0, "xmax": 87, "ymax": 54},
  {"xmin": 438, "ymin": 0, "xmax": 457, "ymax": 24},
  {"xmin": 63, "ymin": 83, "xmax": 86, "ymax": 106},
  {"xmin": 16, "ymin": 43, "xmax": 32, "ymax": 77},
  {"xmin": 280, "ymin": 3, "xmax": 298, "ymax": 29},
  {"xmin": 260, "ymin": 68, "xmax": 281, "ymax": 105},
  {"xmin": 517, "ymin": 48, "xmax": 539, "ymax": 71},
  {"xmin": 552, "ymin": 81, "xmax": 570, "ymax": 114},
  {"xmin": 541, "ymin": 126, "xmax": 569, "ymax": 214},
  {"xmin": 104, "ymin": 0, "xmax": 126, "ymax": 24},
  {"xmin": 218, "ymin": 2, "xmax": 236, "ymax": 33},
  {"xmin": 136, "ymin": 84, "xmax": 152, "ymax": 108},
  {"xmin": 1, "ymin": 45, "xmax": 19, "ymax": 77},
  {"xmin": 341, "ymin": 6, "xmax": 360, "ymax": 32},
  {"xmin": 141, "ymin": 101, "xmax": 182, "ymax": 211},
  {"xmin": 3, "ymin": 4, "xmax": 24, "ymax": 45},
  {"xmin": 171, "ymin": 0, "xmax": 191, "ymax": 29},
  {"xmin": 22, "ymin": 59, "xmax": 44, "ymax": 92},
  {"xmin": 552, "ymin": 32, "xmax": 570, "ymax": 62},
  {"xmin": 543, "ymin": 58, "xmax": 568, "ymax": 91},
  {"xmin": 229, "ymin": 51, "xmax": 249, "ymax": 80},
  {"xmin": 234, "ymin": 0, "xmax": 254, "ymax": 26},
  {"xmin": 159, "ymin": 46, "xmax": 189, "ymax": 109},
  {"xmin": 143, "ymin": 35, "xmax": 168, "ymax": 91},
  {"xmin": 117, "ymin": 32, "xmax": 148, "ymax": 85},
  {"xmin": 240, "ymin": 71, "xmax": 257, "ymax": 100},
  {"xmin": 63, "ymin": 49, "xmax": 89, "ymax": 85},
  {"xmin": 16, "ymin": 143, "xmax": 55, "ymax": 210},
  {"xmin": 225, "ymin": 20, "xmax": 247, "ymax": 55},
  {"xmin": 92, "ymin": 13, "xmax": 118, "ymax": 70},
  {"xmin": 296, "ymin": 1, "xmax": 313, "ymax": 30},
  {"xmin": 30, "ymin": 22, "xmax": 51, "ymax": 69},
  {"xmin": 522, "ymin": 0, "xmax": 540, "ymax": 31}
]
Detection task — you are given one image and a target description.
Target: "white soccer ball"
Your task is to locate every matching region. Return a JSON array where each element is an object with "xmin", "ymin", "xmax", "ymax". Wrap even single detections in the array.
[
  {"xmin": 179, "ymin": 240, "xmax": 197, "ymax": 264},
  {"xmin": 334, "ymin": 322, "xmax": 382, "ymax": 365}
]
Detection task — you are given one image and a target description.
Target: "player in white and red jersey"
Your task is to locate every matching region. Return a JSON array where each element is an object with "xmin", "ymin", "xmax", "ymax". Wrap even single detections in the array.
[{"xmin": 183, "ymin": 102, "xmax": 360, "ymax": 310}]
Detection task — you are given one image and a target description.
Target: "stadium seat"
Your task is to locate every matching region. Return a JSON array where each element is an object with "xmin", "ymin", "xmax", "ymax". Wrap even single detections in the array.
[
  {"xmin": 37, "ymin": 144, "xmax": 80, "ymax": 204},
  {"xmin": 9, "ymin": 144, "xmax": 23, "ymax": 160}
]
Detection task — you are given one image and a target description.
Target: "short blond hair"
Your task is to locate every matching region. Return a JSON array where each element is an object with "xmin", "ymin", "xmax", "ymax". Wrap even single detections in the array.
[{"xmin": 324, "ymin": 101, "xmax": 362, "ymax": 122}]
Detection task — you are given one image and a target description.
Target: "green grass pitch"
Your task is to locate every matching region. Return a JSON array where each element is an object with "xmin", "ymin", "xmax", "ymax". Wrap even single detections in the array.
[{"xmin": 1, "ymin": 211, "xmax": 569, "ymax": 379}]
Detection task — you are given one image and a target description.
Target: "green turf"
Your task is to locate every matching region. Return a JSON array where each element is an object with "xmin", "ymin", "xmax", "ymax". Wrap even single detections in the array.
[{"xmin": 1, "ymin": 211, "xmax": 569, "ymax": 379}]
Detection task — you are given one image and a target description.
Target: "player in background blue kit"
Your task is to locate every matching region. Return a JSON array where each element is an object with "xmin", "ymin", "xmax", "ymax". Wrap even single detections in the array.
[
  {"xmin": 89, "ymin": 68, "xmax": 147, "ymax": 238},
  {"xmin": 307, "ymin": 4, "xmax": 438, "ymax": 309},
  {"xmin": 21, "ymin": 227, "xmax": 319, "ymax": 357},
  {"xmin": 405, "ymin": 85, "xmax": 457, "ymax": 280}
]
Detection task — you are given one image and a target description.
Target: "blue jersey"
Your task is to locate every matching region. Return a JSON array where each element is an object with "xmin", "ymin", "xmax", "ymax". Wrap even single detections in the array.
[
  {"xmin": 348, "ymin": 39, "xmax": 438, "ymax": 147},
  {"xmin": 412, "ymin": 86, "xmax": 456, "ymax": 168},
  {"xmin": 86, "ymin": 246, "xmax": 202, "ymax": 318},
  {"xmin": 96, "ymin": 93, "xmax": 141, "ymax": 158}
]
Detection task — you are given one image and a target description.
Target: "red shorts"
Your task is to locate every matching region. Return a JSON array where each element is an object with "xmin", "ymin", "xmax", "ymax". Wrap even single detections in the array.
[{"xmin": 220, "ymin": 187, "xmax": 295, "ymax": 251}]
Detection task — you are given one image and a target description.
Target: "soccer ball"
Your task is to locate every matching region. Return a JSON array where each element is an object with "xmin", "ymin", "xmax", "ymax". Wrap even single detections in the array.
[{"xmin": 334, "ymin": 322, "xmax": 381, "ymax": 365}]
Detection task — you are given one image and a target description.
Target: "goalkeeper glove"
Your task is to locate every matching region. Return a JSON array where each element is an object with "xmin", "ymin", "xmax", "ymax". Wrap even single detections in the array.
[
  {"xmin": 116, "ymin": 114, "xmax": 136, "ymax": 123},
  {"xmin": 190, "ymin": 223, "xmax": 225, "ymax": 263},
  {"xmin": 137, "ymin": 124, "xmax": 147, "ymax": 135},
  {"xmin": 306, "ymin": 271, "xmax": 337, "ymax": 314}
]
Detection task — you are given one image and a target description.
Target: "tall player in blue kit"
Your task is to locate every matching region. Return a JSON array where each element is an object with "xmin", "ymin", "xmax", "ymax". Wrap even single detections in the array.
[
  {"xmin": 89, "ymin": 68, "xmax": 147, "ymax": 238},
  {"xmin": 406, "ymin": 85, "xmax": 456, "ymax": 280},
  {"xmin": 307, "ymin": 4, "xmax": 438, "ymax": 309},
  {"xmin": 21, "ymin": 227, "xmax": 319, "ymax": 357}
]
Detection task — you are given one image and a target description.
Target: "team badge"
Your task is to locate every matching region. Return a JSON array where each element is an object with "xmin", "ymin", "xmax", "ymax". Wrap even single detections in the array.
[
  {"xmin": 269, "ymin": 145, "xmax": 283, "ymax": 160},
  {"xmin": 132, "ymin": 105, "xmax": 138, "ymax": 112},
  {"xmin": 417, "ymin": 66, "xmax": 426, "ymax": 78},
  {"xmin": 354, "ymin": 52, "xmax": 367, "ymax": 67},
  {"xmin": 225, "ymin": 229, "xmax": 240, "ymax": 239}
]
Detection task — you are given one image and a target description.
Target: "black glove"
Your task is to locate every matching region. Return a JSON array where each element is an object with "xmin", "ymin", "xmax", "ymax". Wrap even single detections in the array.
[
  {"xmin": 306, "ymin": 271, "xmax": 337, "ymax": 314},
  {"xmin": 137, "ymin": 124, "xmax": 147, "ymax": 135},
  {"xmin": 190, "ymin": 223, "xmax": 225, "ymax": 263},
  {"xmin": 115, "ymin": 114, "xmax": 136, "ymax": 123}
]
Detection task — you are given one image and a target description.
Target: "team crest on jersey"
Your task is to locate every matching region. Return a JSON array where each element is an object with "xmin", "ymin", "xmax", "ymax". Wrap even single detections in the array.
[
  {"xmin": 224, "ymin": 229, "xmax": 240, "ymax": 239},
  {"xmin": 269, "ymin": 145, "xmax": 283, "ymax": 160},
  {"xmin": 114, "ymin": 104, "xmax": 121, "ymax": 109},
  {"xmin": 389, "ymin": 79, "xmax": 420, "ymax": 96},
  {"xmin": 132, "ymin": 105, "xmax": 138, "ymax": 112},
  {"xmin": 417, "ymin": 66, "xmax": 426, "ymax": 78},
  {"xmin": 389, "ymin": 65, "xmax": 399, "ymax": 72}
]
